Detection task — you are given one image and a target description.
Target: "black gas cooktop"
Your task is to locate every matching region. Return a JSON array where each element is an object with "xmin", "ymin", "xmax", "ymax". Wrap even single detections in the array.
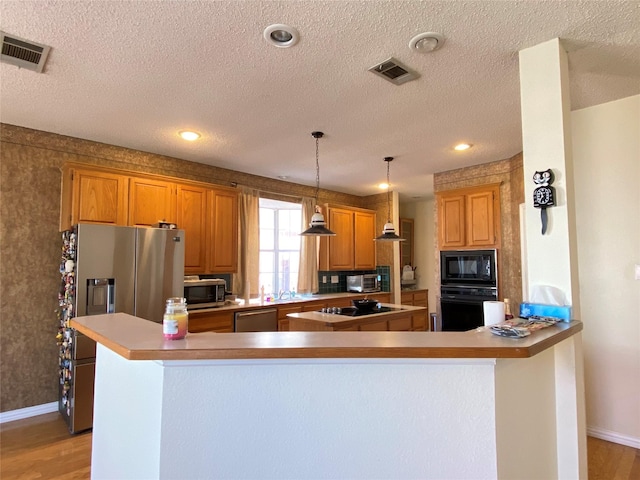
[{"xmin": 319, "ymin": 306, "xmax": 405, "ymax": 317}]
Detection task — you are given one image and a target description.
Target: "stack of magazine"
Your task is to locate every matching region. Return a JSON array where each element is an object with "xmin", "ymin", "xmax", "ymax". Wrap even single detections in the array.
[{"xmin": 489, "ymin": 316, "xmax": 559, "ymax": 338}]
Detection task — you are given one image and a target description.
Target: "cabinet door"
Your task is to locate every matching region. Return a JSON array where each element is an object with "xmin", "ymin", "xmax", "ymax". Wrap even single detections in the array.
[
  {"xmin": 328, "ymin": 208, "xmax": 355, "ymax": 270},
  {"xmin": 439, "ymin": 194, "xmax": 466, "ymax": 248},
  {"xmin": 466, "ymin": 190, "xmax": 496, "ymax": 247},
  {"xmin": 359, "ymin": 320, "xmax": 388, "ymax": 331},
  {"xmin": 399, "ymin": 218, "xmax": 414, "ymax": 267},
  {"xmin": 188, "ymin": 310, "xmax": 234, "ymax": 333},
  {"xmin": 388, "ymin": 316, "xmax": 412, "ymax": 331},
  {"xmin": 400, "ymin": 292, "xmax": 414, "ymax": 305},
  {"xmin": 301, "ymin": 301, "xmax": 328, "ymax": 312},
  {"xmin": 207, "ymin": 189, "xmax": 238, "ymax": 273},
  {"xmin": 63, "ymin": 168, "xmax": 128, "ymax": 229},
  {"xmin": 354, "ymin": 211, "xmax": 376, "ymax": 270},
  {"xmin": 177, "ymin": 184, "xmax": 208, "ymax": 274},
  {"xmin": 277, "ymin": 305, "xmax": 302, "ymax": 331},
  {"xmin": 128, "ymin": 177, "xmax": 176, "ymax": 227}
]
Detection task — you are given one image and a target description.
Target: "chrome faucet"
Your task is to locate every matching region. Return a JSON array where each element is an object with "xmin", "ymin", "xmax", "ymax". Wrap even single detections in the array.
[{"xmin": 278, "ymin": 290, "xmax": 294, "ymax": 300}]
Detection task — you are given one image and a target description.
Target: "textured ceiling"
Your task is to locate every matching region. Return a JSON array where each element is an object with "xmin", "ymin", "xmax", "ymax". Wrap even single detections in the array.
[{"xmin": 1, "ymin": 0, "xmax": 638, "ymax": 200}]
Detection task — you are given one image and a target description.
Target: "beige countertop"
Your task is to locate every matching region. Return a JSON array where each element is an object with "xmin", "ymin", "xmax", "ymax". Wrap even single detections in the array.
[
  {"xmin": 187, "ymin": 291, "xmax": 393, "ymax": 314},
  {"xmin": 71, "ymin": 312, "xmax": 582, "ymax": 362}
]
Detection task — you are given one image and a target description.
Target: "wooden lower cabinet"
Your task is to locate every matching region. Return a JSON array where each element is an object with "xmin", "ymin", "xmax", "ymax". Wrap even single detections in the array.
[
  {"xmin": 388, "ymin": 315, "xmax": 412, "ymax": 331},
  {"xmin": 401, "ymin": 289, "xmax": 429, "ymax": 331},
  {"xmin": 188, "ymin": 310, "xmax": 234, "ymax": 333},
  {"xmin": 301, "ymin": 301, "xmax": 328, "ymax": 312},
  {"xmin": 373, "ymin": 293, "xmax": 391, "ymax": 304},
  {"xmin": 277, "ymin": 305, "xmax": 302, "ymax": 331},
  {"xmin": 359, "ymin": 320, "xmax": 388, "ymax": 331}
]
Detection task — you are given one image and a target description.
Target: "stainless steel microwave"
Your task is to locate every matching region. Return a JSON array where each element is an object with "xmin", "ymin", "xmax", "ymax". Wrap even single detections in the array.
[
  {"xmin": 347, "ymin": 274, "xmax": 380, "ymax": 293},
  {"xmin": 183, "ymin": 277, "xmax": 226, "ymax": 309}
]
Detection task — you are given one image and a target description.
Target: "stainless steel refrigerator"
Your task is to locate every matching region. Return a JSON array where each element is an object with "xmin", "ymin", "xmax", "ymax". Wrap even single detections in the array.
[{"xmin": 58, "ymin": 224, "xmax": 184, "ymax": 433}]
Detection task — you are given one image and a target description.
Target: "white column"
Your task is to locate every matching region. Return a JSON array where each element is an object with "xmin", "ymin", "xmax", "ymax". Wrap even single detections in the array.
[{"xmin": 519, "ymin": 38, "xmax": 587, "ymax": 479}]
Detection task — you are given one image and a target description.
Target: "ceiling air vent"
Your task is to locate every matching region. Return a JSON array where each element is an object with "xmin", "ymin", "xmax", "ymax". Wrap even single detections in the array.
[
  {"xmin": 1, "ymin": 31, "xmax": 51, "ymax": 73},
  {"xmin": 368, "ymin": 57, "xmax": 419, "ymax": 85}
]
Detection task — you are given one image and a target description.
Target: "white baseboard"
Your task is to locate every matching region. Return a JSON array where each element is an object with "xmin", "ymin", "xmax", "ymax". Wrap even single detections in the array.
[
  {"xmin": 587, "ymin": 426, "xmax": 640, "ymax": 449},
  {"xmin": 0, "ymin": 401, "xmax": 58, "ymax": 424}
]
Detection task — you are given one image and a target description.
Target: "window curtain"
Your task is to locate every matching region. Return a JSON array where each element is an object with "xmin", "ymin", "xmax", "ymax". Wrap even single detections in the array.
[
  {"xmin": 297, "ymin": 197, "xmax": 319, "ymax": 294},
  {"xmin": 233, "ymin": 187, "xmax": 260, "ymax": 299}
]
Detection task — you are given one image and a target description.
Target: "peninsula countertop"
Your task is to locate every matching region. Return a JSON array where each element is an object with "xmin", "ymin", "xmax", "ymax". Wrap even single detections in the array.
[{"xmin": 71, "ymin": 313, "xmax": 582, "ymax": 361}]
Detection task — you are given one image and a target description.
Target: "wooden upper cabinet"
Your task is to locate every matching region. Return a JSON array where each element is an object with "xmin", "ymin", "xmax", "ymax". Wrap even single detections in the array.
[
  {"xmin": 128, "ymin": 177, "xmax": 176, "ymax": 227},
  {"xmin": 319, "ymin": 205, "xmax": 377, "ymax": 271},
  {"xmin": 439, "ymin": 194, "xmax": 466, "ymax": 248},
  {"xmin": 60, "ymin": 165, "xmax": 128, "ymax": 230},
  {"xmin": 60, "ymin": 163, "xmax": 239, "ymax": 274},
  {"xmin": 466, "ymin": 190, "xmax": 496, "ymax": 247},
  {"xmin": 327, "ymin": 207, "xmax": 355, "ymax": 270},
  {"xmin": 437, "ymin": 184, "xmax": 500, "ymax": 249},
  {"xmin": 177, "ymin": 183, "xmax": 208, "ymax": 274},
  {"xmin": 207, "ymin": 189, "xmax": 238, "ymax": 273},
  {"xmin": 354, "ymin": 211, "xmax": 376, "ymax": 270}
]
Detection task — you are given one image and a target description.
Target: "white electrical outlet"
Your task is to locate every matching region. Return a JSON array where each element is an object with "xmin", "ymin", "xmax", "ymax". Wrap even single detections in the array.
[
  {"xmin": 322, "ymin": 276, "xmax": 327, "ymax": 284},
  {"xmin": 331, "ymin": 275, "xmax": 339, "ymax": 284}
]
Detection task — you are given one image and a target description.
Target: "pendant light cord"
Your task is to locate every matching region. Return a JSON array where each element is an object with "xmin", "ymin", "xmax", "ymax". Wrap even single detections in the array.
[
  {"xmin": 315, "ymin": 134, "xmax": 320, "ymax": 206},
  {"xmin": 311, "ymin": 131, "xmax": 324, "ymax": 212},
  {"xmin": 385, "ymin": 157, "xmax": 392, "ymax": 222}
]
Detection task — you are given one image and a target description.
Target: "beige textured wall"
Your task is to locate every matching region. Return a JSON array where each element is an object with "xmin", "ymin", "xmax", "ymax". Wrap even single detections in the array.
[
  {"xmin": 433, "ymin": 153, "xmax": 525, "ymax": 307},
  {"xmin": 0, "ymin": 124, "xmax": 390, "ymax": 412}
]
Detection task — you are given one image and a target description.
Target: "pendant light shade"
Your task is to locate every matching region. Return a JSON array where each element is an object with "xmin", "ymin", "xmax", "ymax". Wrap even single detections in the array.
[
  {"xmin": 300, "ymin": 132, "xmax": 336, "ymax": 236},
  {"xmin": 375, "ymin": 157, "xmax": 405, "ymax": 242}
]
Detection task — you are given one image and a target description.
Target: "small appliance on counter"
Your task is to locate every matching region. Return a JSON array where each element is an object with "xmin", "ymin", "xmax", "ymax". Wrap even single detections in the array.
[
  {"xmin": 401, "ymin": 265, "xmax": 417, "ymax": 289},
  {"xmin": 346, "ymin": 274, "xmax": 380, "ymax": 293},
  {"xmin": 183, "ymin": 276, "xmax": 226, "ymax": 309}
]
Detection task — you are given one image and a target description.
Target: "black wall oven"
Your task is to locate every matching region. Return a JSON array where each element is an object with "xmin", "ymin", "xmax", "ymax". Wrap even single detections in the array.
[{"xmin": 439, "ymin": 250, "xmax": 497, "ymax": 331}]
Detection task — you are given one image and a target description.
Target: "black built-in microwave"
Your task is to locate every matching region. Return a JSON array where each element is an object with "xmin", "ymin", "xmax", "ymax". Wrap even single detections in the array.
[{"xmin": 440, "ymin": 249, "xmax": 497, "ymax": 287}]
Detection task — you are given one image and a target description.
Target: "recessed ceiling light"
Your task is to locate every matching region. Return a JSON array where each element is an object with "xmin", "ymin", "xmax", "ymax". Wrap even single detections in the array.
[
  {"xmin": 379, "ymin": 182, "xmax": 390, "ymax": 190},
  {"xmin": 454, "ymin": 143, "xmax": 472, "ymax": 151},
  {"xmin": 409, "ymin": 32, "xmax": 445, "ymax": 53},
  {"xmin": 278, "ymin": 175, "xmax": 289, "ymax": 180},
  {"xmin": 263, "ymin": 24, "xmax": 300, "ymax": 48},
  {"xmin": 179, "ymin": 131, "xmax": 201, "ymax": 141}
]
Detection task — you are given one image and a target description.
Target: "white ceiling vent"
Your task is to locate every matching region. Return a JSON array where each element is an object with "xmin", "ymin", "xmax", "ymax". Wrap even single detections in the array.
[
  {"xmin": 1, "ymin": 32, "xmax": 51, "ymax": 73},
  {"xmin": 368, "ymin": 57, "xmax": 419, "ymax": 85}
]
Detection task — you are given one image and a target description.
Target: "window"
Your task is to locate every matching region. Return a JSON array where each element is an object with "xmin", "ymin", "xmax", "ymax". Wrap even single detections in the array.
[{"xmin": 259, "ymin": 198, "xmax": 302, "ymax": 297}]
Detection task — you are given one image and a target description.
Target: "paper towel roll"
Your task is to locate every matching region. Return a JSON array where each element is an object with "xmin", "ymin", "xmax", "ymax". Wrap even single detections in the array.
[{"xmin": 483, "ymin": 301, "xmax": 505, "ymax": 326}]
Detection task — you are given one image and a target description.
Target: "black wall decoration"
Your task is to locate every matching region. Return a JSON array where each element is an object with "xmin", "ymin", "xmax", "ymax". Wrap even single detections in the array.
[{"xmin": 533, "ymin": 169, "xmax": 556, "ymax": 234}]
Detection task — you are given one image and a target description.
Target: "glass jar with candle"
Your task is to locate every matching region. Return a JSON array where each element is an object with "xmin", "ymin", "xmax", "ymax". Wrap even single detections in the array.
[{"xmin": 163, "ymin": 297, "xmax": 188, "ymax": 340}]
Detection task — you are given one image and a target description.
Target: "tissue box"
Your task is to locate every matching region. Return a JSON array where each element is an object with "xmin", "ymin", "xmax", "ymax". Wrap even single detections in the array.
[{"xmin": 519, "ymin": 303, "xmax": 572, "ymax": 322}]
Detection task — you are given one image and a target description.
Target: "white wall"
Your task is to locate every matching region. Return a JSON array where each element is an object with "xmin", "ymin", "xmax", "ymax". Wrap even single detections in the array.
[
  {"xmin": 572, "ymin": 94, "xmax": 640, "ymax": 447},
  {"xmin": 400, "ymin": 198, "xmax": 436, "ymax": 315}
]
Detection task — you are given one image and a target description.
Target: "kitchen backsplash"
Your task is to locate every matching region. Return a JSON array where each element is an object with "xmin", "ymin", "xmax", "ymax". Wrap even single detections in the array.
[{"xmin": 317, "ymin": 265, "xmax": 391, "ymax": 294}]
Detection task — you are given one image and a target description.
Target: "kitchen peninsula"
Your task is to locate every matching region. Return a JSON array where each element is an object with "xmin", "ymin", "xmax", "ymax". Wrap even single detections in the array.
[{"xmin": 73, "ymin": 313, "xmax": 584, "ymax": 480}]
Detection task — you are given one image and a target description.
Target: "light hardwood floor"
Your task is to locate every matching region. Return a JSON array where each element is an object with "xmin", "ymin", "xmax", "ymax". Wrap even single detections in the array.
[{"xmin": 1, "ymin": 412, "xmax": 639, "ymax": 479}]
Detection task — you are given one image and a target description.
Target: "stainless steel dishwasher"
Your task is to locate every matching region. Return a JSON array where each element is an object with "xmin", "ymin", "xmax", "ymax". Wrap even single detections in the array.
[{"xmin": 234, "ymin": 309, "xmax": 278, "ymax": 332}]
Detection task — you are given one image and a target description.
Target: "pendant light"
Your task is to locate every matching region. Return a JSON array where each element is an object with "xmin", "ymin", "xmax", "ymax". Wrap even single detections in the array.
[
  {"xmin": 300, "ymin": 132, "xmax": 336, "ymax": 236},
  {"xmin": 375, "ymin": 157, "xmax": 405, "ymax": 242}
]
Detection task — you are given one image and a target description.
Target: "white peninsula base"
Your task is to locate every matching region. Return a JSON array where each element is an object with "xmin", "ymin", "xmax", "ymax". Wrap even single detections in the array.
[{"xmin": 91, "ymin": 337, "xmax": 584, "ymax": 479}]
